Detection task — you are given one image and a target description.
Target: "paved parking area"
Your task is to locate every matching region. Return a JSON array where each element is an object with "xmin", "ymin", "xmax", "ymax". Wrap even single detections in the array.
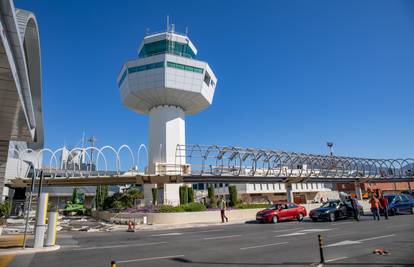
[{"xmin": 6, "ymin": 214, "xmax": 414, "ymax": 267}]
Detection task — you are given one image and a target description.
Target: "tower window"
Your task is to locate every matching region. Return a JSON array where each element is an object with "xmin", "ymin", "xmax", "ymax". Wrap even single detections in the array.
[{"xmin": 204, "ymin": 72, "xmax": 211, "ymax": 85}]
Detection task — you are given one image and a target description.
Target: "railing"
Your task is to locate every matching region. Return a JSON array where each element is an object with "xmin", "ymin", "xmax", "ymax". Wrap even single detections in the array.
[
  {"xmin": 11, "ymin": 144, "xmax": 414, "ymax": 181},
  {"xmin": 175, "ymin": 144, "xmax": 414, "ymax": 180}
]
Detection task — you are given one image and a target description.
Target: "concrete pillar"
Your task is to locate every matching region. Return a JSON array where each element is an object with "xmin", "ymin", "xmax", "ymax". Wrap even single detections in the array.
[
  {"xmin": 163, "ymin": 183, "xmax": 181, "ymax": 206},
  {"xmin": 45, "ymin": 211, "xmax": 58, "ymax": 247},
  {"xmin": 286, "ymin": 184, "xmax": 294, "ymax": 203},
  {"xmin": 148, "ymin": 106, "xmax": 185, "ymax": 174},
  {"xmin": 355, "ymin": 182, "xmax": 363, "ymax": 200},
  {"xmin": 34, "ymin": 193, "xmax": 48, "ymax": 248},
  {"xmin": 143, "ymin": 184, "xmax": 157, "ymax": 206}
]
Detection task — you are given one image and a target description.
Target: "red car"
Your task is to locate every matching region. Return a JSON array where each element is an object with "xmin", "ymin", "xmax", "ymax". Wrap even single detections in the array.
[{"xmin": 256, "ymin": 202, "xmax": 307, "ymax": 223}]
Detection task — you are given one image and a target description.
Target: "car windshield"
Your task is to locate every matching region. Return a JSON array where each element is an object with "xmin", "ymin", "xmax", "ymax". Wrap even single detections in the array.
[
  {"xmin": 269, "ymin": 204, "xmax": 287, "ymax": 210},
  {"xmin": 320, "ymin": 201, "xmax": 338, "ymax": 208}
]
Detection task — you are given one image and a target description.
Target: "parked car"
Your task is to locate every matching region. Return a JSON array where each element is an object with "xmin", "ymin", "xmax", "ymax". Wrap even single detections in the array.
[
  {"xmin": 384, "ymin": 194, "xmax": 414, "ymax": 215},
  {"xmin": 256, "ymin": 202, "xmax": 307, "ymax": 223},
  {"xmin": 309, "ymin": 199, "xmax": 363, "ymax": 222}
]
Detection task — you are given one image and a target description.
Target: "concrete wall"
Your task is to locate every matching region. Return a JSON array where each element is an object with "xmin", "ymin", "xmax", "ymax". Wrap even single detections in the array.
[{"xmin": 92, "ymin": 201, "xmax": 372, "ymax": 225}]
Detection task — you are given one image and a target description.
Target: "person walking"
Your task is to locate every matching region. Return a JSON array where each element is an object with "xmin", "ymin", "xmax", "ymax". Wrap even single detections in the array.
[
  {"xmin": 219, "ymin": 196, "xmax": 228, "ymax": 223},
  {"xmin": 369, "ymin": 195, "xmax": 381, "ymax": 221},
  {"xmin": 379, "ymin": 192, "xmax": 389, "ymax": 220},
  {"xmin": 348, "ymin": 196, "xmax": 360, "ymax": 221}
]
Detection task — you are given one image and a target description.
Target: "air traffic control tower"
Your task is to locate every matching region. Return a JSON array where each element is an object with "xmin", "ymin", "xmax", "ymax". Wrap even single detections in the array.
[{"xmin": 117, "ymin": 25, "xmax": 217, "ymax": 205}]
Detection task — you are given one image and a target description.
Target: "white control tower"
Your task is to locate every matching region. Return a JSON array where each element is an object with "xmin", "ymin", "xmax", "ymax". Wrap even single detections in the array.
[{"xmin": 117, "ymin": 25, "xmax": 217, "ymax": 205}]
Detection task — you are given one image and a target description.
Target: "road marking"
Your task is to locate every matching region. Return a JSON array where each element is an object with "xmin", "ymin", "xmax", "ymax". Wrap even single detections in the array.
[
  {"xmin": 117, "ymin": 255, "xmax": 185, "ymax": 263},
  {"xmin": 240, "ymin": 242, "xmax": 288, "ymax": 250},
  {"xmin": 186, "ymin": 229, "xmax": 225, "ymax": 234},
  {"xmin": 276, "ymin": 232, "xmax": 307, "ymax": 237},
  {"xmin": 356, "ymin": 234, "xmax": 395, "ymax": 242},
  {"xmin": 203, "ymin": 234, "xmax": 241, "ymax": 240},
  {"xmin": 151, "ymin": 232, "xmax": 182, "ymax": 237},
  {"xmin": 325, "ymin": 234, "xmax": 395, "ymax": 247},
  {"xmin": 72, "ymin": 241, "xmax": 167, "ymax": 251},
  {"xmin": 301, "ymin": 228, "xmax": 335, "ymax": 232},
  {"xmin": 275, "ymin": 228, "xmax": 334, "ymax": 237},
  {"xmin": 325, "ymin": 256, "xmax": 348, "ymax": 262},
  {"xmin": 325, "ymin": 240, "xmax": 361, "ymax": 247},
  {"xmin": 273, "ymin": 227, "xmax": 303, "ymax": 233}
]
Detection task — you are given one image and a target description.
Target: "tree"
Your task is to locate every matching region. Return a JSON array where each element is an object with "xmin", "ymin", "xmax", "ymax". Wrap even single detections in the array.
[
  {"xmin": 179, "ymin": 186, "xmax": 189, "ymax": 205},
  {"xmin": 207, "ymin": 185, "xmax": 217, "ymax": 208},
  {"xmin": 95, "ymin": 185, "xmax": 108, "ymax": 209},
  {"xmin": 152, "ymin": 188, "xmax": 158, "ymax": 205},
  {"xmin": 188, "ymin": 187, "xmax": 194, "ymax": 203},
  {"xmin": 228, "ymin": 185, "xmax": 238, "ymax": 207}
]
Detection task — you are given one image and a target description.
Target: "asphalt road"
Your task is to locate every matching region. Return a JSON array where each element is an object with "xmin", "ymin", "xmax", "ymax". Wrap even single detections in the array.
[{"xmin": 8, "ymin": 214, "xmax": 414, "ymax": 267}]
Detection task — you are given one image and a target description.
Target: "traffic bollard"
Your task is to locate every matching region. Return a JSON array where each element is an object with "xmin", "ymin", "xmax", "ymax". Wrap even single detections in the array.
[
  {"xmin": 111, "ymin": 260, "xmax": 116, "ymax": 267},
  {"xmin": 45, "ymin": 211, "xmax": 58, "ymax": 246},
  {"xmin": 318, "ymin": 234, "xmax": 325, "ymax": 264}
]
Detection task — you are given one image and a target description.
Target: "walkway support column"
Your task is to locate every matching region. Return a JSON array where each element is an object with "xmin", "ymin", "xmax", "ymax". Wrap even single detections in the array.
[
  {"xmin": 34, "ymin": 193, "xmax": 48, "ymax": 248},
  {"xmin": 285, "ymin": 184, "xmax": 294, "ymax": 203},
  {"xmin": 355, "ymin": 182, "xmax": 363, "ymax": 200}
]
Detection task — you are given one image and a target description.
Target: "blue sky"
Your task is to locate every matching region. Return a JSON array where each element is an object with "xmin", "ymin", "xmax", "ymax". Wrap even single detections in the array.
[{"xmin": 18, "ymin": 0, "xmax": 414, "ymax": 159}]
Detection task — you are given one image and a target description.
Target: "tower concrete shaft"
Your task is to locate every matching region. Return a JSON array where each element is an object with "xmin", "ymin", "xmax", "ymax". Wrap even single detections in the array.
[{"xmin": 148, "ymin": 105, "xmax": 185, "ymax": 174}]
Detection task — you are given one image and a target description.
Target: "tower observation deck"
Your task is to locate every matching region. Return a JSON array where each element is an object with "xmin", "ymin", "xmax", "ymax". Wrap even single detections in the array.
[{"xmin": 117, "ymin": 26, "xmax": 217, "ymax": 205}]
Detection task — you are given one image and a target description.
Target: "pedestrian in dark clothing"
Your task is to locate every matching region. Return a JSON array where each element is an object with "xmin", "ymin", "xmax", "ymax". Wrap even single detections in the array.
[
  {"xmin": 348, "ymin": 196, "xmax": 360, "ymax": 221},
  {"xmin": 369, "ymin": 196, "xmax": 380, "ymax": 221},
  {"xmin": 379, "ymin": 193, "xmax": 389, "ymax": 219}
]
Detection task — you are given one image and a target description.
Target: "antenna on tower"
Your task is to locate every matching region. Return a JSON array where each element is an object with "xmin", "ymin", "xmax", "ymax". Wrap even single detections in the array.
[
  {"xmin": 166, "ymin": 15, "xmax": 170, "ymax": 32},
  {"xmin": 185, "ymin": 26, "xmax": 189, "ymax": 35},
  {"xmin": 171, "ymin": 24, "xmax": 175, "ymax": 33},
  {"xmin": 145, "ymin": 27, "xmax": 150, "ymax": 36}
]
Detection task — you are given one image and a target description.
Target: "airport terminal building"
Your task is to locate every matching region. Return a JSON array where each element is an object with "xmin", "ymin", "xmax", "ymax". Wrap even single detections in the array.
[{"xmin": 0, "ymin": 1, "xmax": 43, "ymax": 201}]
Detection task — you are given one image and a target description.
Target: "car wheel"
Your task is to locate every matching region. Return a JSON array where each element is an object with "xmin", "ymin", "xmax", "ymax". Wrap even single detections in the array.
[
  {"xmin": 297, "ymin": 213, "xmax": 304, "ymax": 222},
  {"xmin": 411, "ymin": 206, "xmax": 414, "ymax": 215},
  {"xmin": 272, "ymin": 216, "xmax": 278, "ymax": 224},
  {"xmin": 390, "ymin": 208, "xmax": 396, "ymax": 216},
  {"xmin": 311, "ymin": 218, "xmax": 318, "ymax": 222},
  {"xmin": 329, "ymin": 213, "xmax": 336, "ymax": 222}
]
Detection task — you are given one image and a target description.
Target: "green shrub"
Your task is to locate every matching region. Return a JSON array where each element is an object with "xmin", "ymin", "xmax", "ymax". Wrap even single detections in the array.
[
  {"xmin": 63, "ymin": 202, "xmax": 86, "ymax": 215},
  {"xmin": 156, "ymin": 205, "xmax": 185, "ymax": 213},
  {"xmin": 188, "ymin": 187, "xmax": 194, "ymax": 203},
  {"xmin": 0, "ymin": 200, "xmax": 12, "ymax": 218},
  {"xmin": 151, "ymin": 188, "xmax": 158, "ymax": 205},
  {"xmin": 182, "ymin": 202, "xmax": 206, "ymax": 212},
  {"xmin": 235, "ymin": 203, "xmax": 269, "ymax": 209},
  {"xmin": 179, "ymin": 186, "xmax": 188, "ymax": 205},
  {"xmin": 156, "ymin": 202, "xmax": 206, "ymax": 213},
  {"xmin": 228, "ymin": 185, "xmax": 237, "ymax": 207}
]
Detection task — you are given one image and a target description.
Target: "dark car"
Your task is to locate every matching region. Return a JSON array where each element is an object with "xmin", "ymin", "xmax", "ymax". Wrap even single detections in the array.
[
  {"xmin": 384, "ymin": 194, "xmax": 414, "ymax": 215},
  {"xmin": 309, "ymin": 199, "xmax": 363, "ymax": 222},
  {"xmin": 256, "ymin": 202, "xmax": 307, "ymax": 223}
]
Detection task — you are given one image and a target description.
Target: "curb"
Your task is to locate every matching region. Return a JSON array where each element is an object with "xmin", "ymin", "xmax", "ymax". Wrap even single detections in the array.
[{"xmin": 0, "ymin": 245, "xmax": 60, "ymax": 256}]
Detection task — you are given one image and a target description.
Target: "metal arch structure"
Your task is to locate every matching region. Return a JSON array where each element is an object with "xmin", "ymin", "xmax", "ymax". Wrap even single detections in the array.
[
  {"xmin": 5, "ymin": 143, "xmax": 414, "ymax": 188},
  {"xmin": 176, "ymin": 145, "xmax": 414, "ymax": 183}
]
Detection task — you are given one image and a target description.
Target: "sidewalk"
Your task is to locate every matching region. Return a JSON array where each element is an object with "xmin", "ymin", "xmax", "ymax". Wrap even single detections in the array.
[{"xmin": 0, "ymin": 245, "xmax": 60, "ymax": 256}]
